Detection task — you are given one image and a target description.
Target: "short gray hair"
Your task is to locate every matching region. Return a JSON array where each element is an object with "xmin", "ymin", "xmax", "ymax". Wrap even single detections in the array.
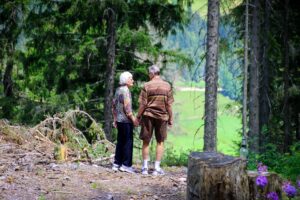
[
  {"xmin": 148, "ymin": 65, "xmax": 160, "ymax": 75},
  {"xmin": 119, "ymin": 71, "xmax": 133, "ymax": 85}
]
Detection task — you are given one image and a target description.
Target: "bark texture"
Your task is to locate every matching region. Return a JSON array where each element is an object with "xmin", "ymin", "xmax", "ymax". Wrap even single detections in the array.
[
  {"xmin": 3, "ymin": 57, "xmax": 14, "ymax": 97},
  {"xmin": 204, "ymin": 0, "xmax": 220, "ymax": 152},
  {"xmin": 259, "ymin": 0, "xmax": 271, "ymax": 151},
  {"xmin": 248, "ymin": 0, "xmax": 260, "ymax": 153},
  {"xmin": 283, "ymin": 0, "xmax": 291, "ymax": 152},
  {"xmin": 187, "ymin": 152, "xmax": 249, "ymax": 200},
  {"xmin": 242, "ymin": 0, "xmax": 249, "ymax": 139},
  {"xmin": 103, "ymin": 8, "xmax": 116, "ymax": 141}
]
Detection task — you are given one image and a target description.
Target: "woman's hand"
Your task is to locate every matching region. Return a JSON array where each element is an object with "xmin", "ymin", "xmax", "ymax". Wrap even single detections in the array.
[{"xmin": 113, "ymin": 121, "xmax": 117, "ymax": 128}]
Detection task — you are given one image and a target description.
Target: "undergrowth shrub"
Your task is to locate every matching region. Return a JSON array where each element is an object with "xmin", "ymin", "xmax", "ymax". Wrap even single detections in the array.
[{"xmin": 247, "ymin": 142, "xmax": 300, "ymax": 182}]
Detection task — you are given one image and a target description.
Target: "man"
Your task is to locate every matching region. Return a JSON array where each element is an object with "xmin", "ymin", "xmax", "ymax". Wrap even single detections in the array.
[{"xmin": 137, "ymin": 65, "xmax": 174, "ymax": 175}]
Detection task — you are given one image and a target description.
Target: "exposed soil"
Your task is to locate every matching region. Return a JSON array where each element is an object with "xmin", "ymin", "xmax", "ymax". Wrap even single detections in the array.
[{"xmin": 0, "ymin": 127, "xmax": 187, "ymax": 200}]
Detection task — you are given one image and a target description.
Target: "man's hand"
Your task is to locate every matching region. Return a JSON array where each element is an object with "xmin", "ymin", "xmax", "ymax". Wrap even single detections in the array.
[{"xmin": 168, "ymin": 120, "xmax": 173, "ymax": 127}]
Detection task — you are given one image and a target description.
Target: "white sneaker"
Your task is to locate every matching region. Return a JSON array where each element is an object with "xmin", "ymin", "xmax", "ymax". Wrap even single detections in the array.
[
  {"xmin": 119, "ymin": 165, "xmax": 135, "ymax": 174},
  {"xmin": 152, "ymin": 168, "xmax": 165, "ymax": 176},
  {"xmin": 112, "ymin": 164, "xmax": 120, "ymax": 171},
  {"xmin": 141, "ymin": 168, "xmax": 148, "ymax": 175}
]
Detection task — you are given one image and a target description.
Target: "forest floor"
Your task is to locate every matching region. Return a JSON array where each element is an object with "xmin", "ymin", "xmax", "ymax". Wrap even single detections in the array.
[{"xmin": 0, "ymin": 122, "xmax": 187, "ymax": 200}]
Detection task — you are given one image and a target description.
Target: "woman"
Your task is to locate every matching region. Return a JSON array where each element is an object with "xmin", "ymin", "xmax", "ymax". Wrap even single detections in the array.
[{"xmin": 112, "ymin": 71, "xmax": 138, "ymax": 173}]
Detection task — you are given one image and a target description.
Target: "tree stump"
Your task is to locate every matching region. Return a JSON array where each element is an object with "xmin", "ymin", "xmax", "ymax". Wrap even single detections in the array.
[
  {"xmin": 247, "ymin": 171, "xmax": 282, "ymax": 200},
  {"xmin": 187, "ymin": 152, "xmax": 249, "ymax": 200}
]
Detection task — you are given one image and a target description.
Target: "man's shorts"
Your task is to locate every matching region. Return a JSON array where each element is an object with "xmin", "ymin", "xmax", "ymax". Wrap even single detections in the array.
[{"xmin": 140, "ymin": 116, "xmax": 168, "ymax": 143}]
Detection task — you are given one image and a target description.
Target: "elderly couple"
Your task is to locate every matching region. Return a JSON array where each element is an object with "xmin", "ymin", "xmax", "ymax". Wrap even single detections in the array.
[{"xmin": 111, "ymin": 65, "xmax": 174, "ymax": 175}]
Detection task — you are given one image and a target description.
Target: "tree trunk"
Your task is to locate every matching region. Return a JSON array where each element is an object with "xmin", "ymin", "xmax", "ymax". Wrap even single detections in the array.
[
  {"xmin": 103, "ymin": 8, "xmax": 116, "ymax": 141},
  {"xmin": 187, "ymin": 152, "xmax": 249, "ymax": 200},
  {"xmin": 283, "ymin": 0, "xmax": 290, "ymax": 152},
  {"xmin": 248, "ymin": 0, "xmax": 260, "ymax": 153},
  {"xmin": 296, "ymin": 113, "xmax": 300, "ymax": 141},
  {"xmin": 204, "ymin": 0, "xmax": 220, "ymax": 152},
  {"xmin": 242, "ymin": 0, "xmax": 249, "ymax": 141},
  {"xmin": 3, "ymin": 57, "xmax": 14, "ymax": 97},
  {"xmin": 247, "ymin": 171, "xmax": 282, "ymax": 200},
  {"xmin": 259, "ymin": 0, "xmax": 271, "ymax": 152}
]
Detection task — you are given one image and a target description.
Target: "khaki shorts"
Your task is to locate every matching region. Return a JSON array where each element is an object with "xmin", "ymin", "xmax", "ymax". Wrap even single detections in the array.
[{"xmin": 140, "ymin": 116, "xmax": 168, "ymax": 143}]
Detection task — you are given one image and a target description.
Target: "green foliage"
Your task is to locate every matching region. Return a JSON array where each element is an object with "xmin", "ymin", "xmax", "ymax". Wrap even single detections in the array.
[
  {"xmin": 37, "ymin": 194, "xmax": 46, "ymax": 200},
  {"xmin": 0, "ymin": 0, "xmax": 194, "ymax": 130},
  {"xmin": 247, "ymin": 142, "xmax": 300, "ymax": 182},
  {"xmin": 162, "ymin": 146, "xmax": 189, "ymax": 166}
]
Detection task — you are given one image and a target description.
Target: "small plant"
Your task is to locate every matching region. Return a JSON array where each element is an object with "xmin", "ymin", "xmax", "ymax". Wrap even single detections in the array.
[
  {"xmin": 254, "ymin": 162, "xmax": 300, "ymax": 200},
  {"xmin": 282, "ymin": 181, "xmax": 297, "ymax": 199},
  {"xmin": 257, "ymin": 162, "xmax": 268, "ymax": 173},
  {"xmin": 90, "ymin": 182, "xmax": 102, "ymax": 189},
  {"xmin": 38, "ymin": 194, "xmax": 46, "ymax": 200},
  {"xmin": 266, "ymin": 192, "xmax": 279, "ymax": 200},
  {"xmin": 255, "ymin": 162, "xmax": 269, "ymax": 199},
  {"xmin": 256, "ymin": 175, "xmax": 268, "ymax": 188}
]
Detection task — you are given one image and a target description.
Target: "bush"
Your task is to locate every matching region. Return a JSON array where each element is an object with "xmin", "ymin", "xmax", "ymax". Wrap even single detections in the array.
[{"xmin": 247, "ymin": 142, "xmax": 300, "ymax": 182}]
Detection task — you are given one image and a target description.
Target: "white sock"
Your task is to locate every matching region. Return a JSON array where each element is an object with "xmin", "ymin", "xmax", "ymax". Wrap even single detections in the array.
[
  {"xmin": 143, "ymin": 160, "xmax": 149, "ymax": 169},
  {"xmin": 154, "ymin": 161, "xmax": 161, "ymax": 170}
]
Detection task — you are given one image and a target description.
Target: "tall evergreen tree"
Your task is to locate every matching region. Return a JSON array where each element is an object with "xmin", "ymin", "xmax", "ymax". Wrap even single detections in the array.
[
  {"xmin": 203, "ymin": 0, "xmax": 220, "ymax": 152},
  {"xmin": 283, "ymin": 0, "xmax": 291, "ymax": 151},
  {"xmin": 248, "ymin": 0, "xmax": 260, "ymax": 153},
  {"xmin": 103, "ymin": 8, "xmax": 117, "ymax": 141},
  {"xmin": 1, "ymin": 1, "xmax": 27, "ymax": 97},
  {"xmin": 259, "ymin": 0, "xmax": 271, "ymax": 150}
]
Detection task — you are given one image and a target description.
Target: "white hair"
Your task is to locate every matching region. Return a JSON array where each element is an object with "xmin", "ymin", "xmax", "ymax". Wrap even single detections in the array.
[
  {"xmin": 119, "ymin": 71, "xmax": 133, "ymax": 85},
  {"xmin": 148, "ymin": 65, "xmax": 160, "ymax": 75}
]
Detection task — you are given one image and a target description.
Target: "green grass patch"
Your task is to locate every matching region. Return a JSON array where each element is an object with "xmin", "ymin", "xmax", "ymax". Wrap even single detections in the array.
[
  {"xmin": 174, "ymin": 80, "xmax": 205, "ymax": 88},
  {"xmin": 191, "ymin": 0, "xmax": 243, "ymax": 17},
  {"xmin": 166, "ymin": 90, "xmax": 241, "ymax": 156}
]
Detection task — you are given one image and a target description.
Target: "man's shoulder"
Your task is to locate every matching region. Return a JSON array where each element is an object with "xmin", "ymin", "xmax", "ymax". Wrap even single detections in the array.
[{"xmin": 143, "ymin": 80, "xmax": 171, "ymax": 94}]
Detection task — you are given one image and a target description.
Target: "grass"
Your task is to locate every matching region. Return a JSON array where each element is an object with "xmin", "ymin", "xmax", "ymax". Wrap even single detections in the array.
[
  {"xmin": 173, "ymin": 80, "xmax": 205, "ymax": 88},
  {"xmin": 166, "ymin": 89, "xmax": 241, "ymax": 156},
  {"xmin": 191, "ymin": 0, "xmax": 243, "ymax": 18}
]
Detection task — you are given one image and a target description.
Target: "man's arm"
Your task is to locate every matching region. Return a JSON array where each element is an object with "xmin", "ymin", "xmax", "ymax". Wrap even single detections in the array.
[
  {"xmin": 166, "ymin": 89, "xmax": 174, "ymax": 126},
  {"xmin": 137, "ymin": 88, "xmax": 147, "ymax": 120}
]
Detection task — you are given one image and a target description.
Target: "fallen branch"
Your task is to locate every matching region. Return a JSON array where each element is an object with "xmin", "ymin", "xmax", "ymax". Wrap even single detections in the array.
[{"xmin": 92, "ymin": 154, "xmax": 115, "ymax": 163}]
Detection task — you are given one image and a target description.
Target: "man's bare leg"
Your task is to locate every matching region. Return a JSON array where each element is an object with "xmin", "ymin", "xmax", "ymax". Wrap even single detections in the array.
[
  {"xmin": 142, "ymin": 140, "xmax": 150, "ymax": 171},
  {"xmin": 156, "ymin": 142, "xmax": 164, "ymax": 162},
  {"xmin": 154, "ymin": 142, "xmax": 164, "ymax": 171}
]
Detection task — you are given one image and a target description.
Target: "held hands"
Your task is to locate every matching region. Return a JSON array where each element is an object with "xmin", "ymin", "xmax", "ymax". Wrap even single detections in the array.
[{"xmin": 133, "ymin": 117, "xmax": 139, "ymax": 127}]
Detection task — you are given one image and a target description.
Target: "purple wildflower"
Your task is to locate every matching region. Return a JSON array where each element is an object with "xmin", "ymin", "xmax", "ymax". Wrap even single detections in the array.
[
  {"xmin": 297, "ymin": 180, "xmax": 300, "ymax": 188},
  {"xmin": 257, "ymin": 162, "xmax": 268, "ymax": 173},
  {"xmin": 266, "ymin": 192, "xmax": 279, "ymax": 200},
  {"xmin": 282, "ymin": 181, "xmax": 297, "ymax": 198},
  {"xmin": 256, "ymin": 175, "xmax": 268, "ymax": 188}
]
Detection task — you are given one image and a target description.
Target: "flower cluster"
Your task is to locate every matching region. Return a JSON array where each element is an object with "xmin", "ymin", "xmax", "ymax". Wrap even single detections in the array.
[
  {"xmin": 282, "ymin": 181, "xmax": 297, "ymax": 199},
  {"xmin": 256, "ymin": 175, "xmax": 268, "ymax": 188},
  {"xmin": 257, "ymin": 162, "xmax": 268, "ymax": 174},
  {"xmin": 254, "ymin": 162, "xmax": 299, "ymax": 199},
  {"xmin": 266, "ymin": 192, "xmax": 279, "ymax": 200},
  {"xmin": 256, "ymin": 162, "xmax": 268, "ymax": 189}
]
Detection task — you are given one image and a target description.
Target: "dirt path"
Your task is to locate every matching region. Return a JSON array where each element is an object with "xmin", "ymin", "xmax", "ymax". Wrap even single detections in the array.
[
  {"xmin": 175, "ymin": 86, "xmax": 223, "ymax": 92},
  {"xmin": 0, "ymin": 139, "xmax": 187, "ymax": 200}
]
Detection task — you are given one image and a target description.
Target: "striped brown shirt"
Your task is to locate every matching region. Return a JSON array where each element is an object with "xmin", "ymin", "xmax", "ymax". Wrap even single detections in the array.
[{"xmin": 138, "ymin": 77, "xmax": 174, "ymax": 121}]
